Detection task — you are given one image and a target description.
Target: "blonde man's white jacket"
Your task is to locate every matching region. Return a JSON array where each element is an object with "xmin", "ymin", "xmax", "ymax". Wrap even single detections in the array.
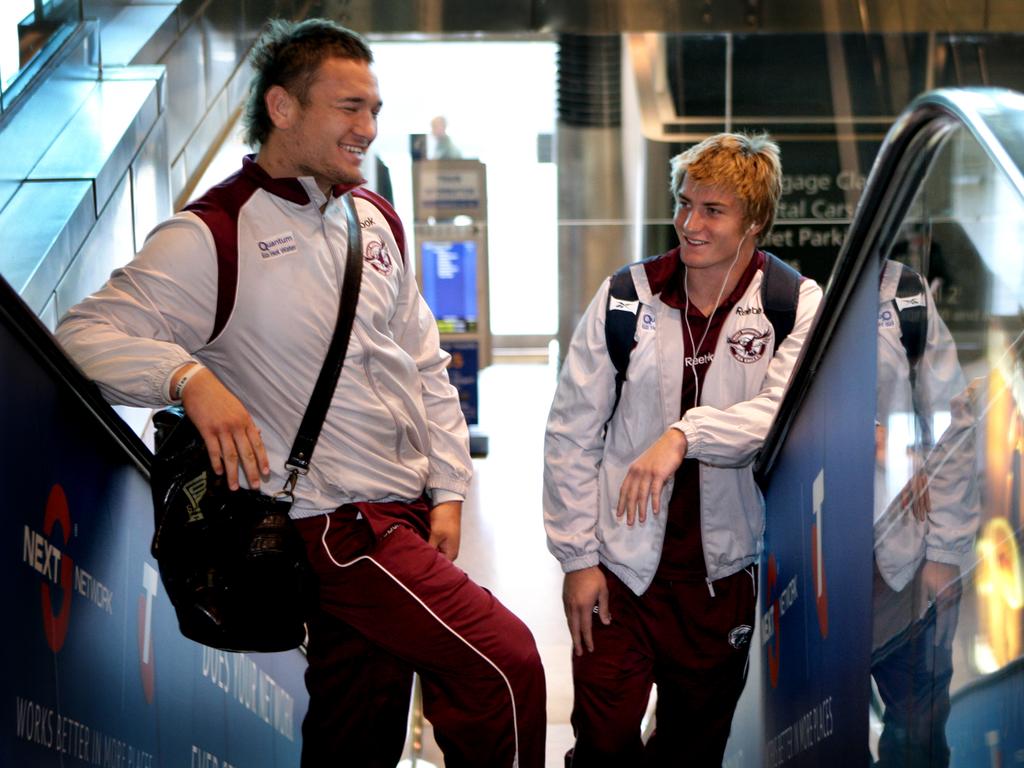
[
  {"xmin": 543, "ymin": 251, "xmax": 822, "ymax": 596},
  {"xmin": 873, "ymin": 259, "xmax": 978, "ymax": 592}
]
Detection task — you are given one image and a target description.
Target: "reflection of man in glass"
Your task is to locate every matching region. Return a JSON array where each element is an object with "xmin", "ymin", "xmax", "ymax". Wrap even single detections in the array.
[{"xmin": 872, "ymin": 249, "xmax": 981, "ymax": 767}]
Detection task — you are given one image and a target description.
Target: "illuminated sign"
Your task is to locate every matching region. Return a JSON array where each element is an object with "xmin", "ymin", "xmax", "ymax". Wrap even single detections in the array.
[{"xmin": 420, "ymin": 240, "xmax": 478, "ymax": 333}]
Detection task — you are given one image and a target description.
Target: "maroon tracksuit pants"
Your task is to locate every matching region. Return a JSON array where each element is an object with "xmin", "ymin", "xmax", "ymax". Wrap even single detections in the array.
[
  {"xmin": 569, "ymin": 565, "xmax": 757, "ymax": 767},
  {"xmin": 294, "ymin": 500, "xmax": 546, "ymax": 768}
]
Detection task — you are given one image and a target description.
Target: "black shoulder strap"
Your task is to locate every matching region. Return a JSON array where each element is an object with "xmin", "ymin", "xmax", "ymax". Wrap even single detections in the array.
[
  {"xmin": 605, "ymin": 263, "xmax": 641, "ymax": 416},
  {"xmin": 285, "ymin": 193, "xmax": 363, "ymax": 480},
  {"xmin": 604, "ymin": 252, "xmax": 802, "ymax": 422},
  {"xmin": 607, "ymin": 264, "xmax": 640, "ymax": 378},
  {"xmin": 761, "ymin": 252, "xmax": 801, "ymax": 352},
  {"xmin": 893, "ymin": 262, "xmax": 928, "ymax": 369}
]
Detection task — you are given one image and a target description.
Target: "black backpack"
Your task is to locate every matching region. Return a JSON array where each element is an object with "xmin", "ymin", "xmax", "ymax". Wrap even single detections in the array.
[{"xmin": 604, "ymin": 252, "xmax": 802, "ymax": 415}]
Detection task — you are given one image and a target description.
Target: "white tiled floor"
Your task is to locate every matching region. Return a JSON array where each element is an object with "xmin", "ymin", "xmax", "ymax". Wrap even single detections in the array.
[{"xmin": 411, "ymin": 361, "xmax": 575, "ymax": 767}]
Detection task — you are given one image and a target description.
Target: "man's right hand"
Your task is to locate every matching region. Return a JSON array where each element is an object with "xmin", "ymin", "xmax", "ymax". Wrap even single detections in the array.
[
  {"xmin": 563, "ymin": 566, "xmax": 611, "ymax": 656},
  {"xmin": 174, "ymin": 365, "xmax": 269, "ymax": 490}
]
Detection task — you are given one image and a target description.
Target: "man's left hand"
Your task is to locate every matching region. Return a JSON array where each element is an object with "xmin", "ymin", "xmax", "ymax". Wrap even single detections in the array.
[
  {"xmin": 899, "ymin": 470, "xmax": 931, "ymax": 522},
  {"xmin": 616, "ymin": 428, "xmax": 688, "ymax": 525},
  {"xmin": 429, "ymin": 501, "xmax": 462, "ymax": 561},
  {"xmin": 917, "ymin": 560, "xmax": 961, "ymax": 648}
]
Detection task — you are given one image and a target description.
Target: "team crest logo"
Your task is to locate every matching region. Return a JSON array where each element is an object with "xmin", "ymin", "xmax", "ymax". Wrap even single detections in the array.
[
  {"xmin": 365, "ymin": 240, "xmax": 394, "ymax": 275},
  {"xmin": 728, "ymin": 327, "xmax": 772, "ymax": 363},
  {"xmin": 728, "ymin": 624, "xmax": 753, "ymax": 649}
]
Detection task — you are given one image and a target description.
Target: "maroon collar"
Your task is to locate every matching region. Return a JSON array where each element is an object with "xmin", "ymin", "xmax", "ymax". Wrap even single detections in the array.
[
  {"xmin": 658, "ymin": 249, "xmax": 765, "ymax": 314},
  {"xmin": 241, "ymin": 154, "xmax": 364, "ymax": 204}
]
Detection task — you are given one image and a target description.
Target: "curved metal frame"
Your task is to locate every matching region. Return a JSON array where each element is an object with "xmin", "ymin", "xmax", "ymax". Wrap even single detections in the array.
[{"xmin": 757, "ymin": 87, "xmax": 1024, "ymax": 481}]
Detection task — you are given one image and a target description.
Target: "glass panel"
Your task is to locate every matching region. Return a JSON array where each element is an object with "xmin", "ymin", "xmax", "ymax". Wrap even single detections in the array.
[
  {"xmin": 371, "ymin": 40, "xmax": 558, "ymax": 338},
  {"xmin": 935, "ymin": 34, "xmax": 1024, "ymax": 94},
  {"xmin": 871, "ymin": 122, "xmax": 1024, "ymax": 763},
  {"xmin": 0, "ymin": 0, "xmax": 79, "ymax": 99},
  {"xmin": 0, "ymin": 0, "xmax": 36, "ymax": 90},
  {"xmin": 729, "ymin": 33, "xmax": 928, "ymax": 119},
  {"xmin": 666, "ymin": 35, "xmax": 726, "ymax": 118}
]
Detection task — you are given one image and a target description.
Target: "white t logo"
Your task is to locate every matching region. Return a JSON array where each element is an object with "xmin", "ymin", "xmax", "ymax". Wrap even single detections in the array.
[{"xmin": 141, "ymin": 563, "xmax": 159, "ymax": 664}]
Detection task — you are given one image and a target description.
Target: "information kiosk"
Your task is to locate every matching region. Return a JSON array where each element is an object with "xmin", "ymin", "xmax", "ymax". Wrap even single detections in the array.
[{"xmin": 412, "ymin": 159, "xmax": 491, "ymax": 456}]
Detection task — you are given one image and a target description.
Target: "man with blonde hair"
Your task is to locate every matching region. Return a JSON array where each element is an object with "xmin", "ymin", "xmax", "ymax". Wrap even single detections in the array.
[{"xmin": 544, "ymin": 132, "xmax": 822, "ymax": 765}]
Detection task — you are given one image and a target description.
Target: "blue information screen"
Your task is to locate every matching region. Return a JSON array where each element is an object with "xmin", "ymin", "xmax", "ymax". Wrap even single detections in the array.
[{"xmin": 420, "ymin": 240, "xmax": 478, "ymax": 333}]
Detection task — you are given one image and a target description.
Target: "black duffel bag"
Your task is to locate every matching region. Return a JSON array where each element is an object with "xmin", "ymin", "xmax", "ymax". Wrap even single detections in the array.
[{"xmin": 150, "ymin": 406, "xmax": 314, "ymax": 652}]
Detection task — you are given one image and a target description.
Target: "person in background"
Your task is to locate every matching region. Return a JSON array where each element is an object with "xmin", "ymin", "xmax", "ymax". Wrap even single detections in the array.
[
  {"xmin": 56, "ymin": 18, "xmax": 545, "ymax": 768},
  {"xmin": 543, "ymin": 132, "xmax": 822, "ymax": 766},
  {"xmin": 430, "ymin": 114, "xmax": 462, "ymax": 159}
]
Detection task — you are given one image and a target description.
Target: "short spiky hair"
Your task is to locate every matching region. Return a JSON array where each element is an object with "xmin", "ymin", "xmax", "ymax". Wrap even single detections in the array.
[
  {"xmin": 242, "ymin": 18, "xmax": 373, "ymax": 148},
  {"xmin": 669, "ymin": 132, "xmax": 783, "ymax": 241}
]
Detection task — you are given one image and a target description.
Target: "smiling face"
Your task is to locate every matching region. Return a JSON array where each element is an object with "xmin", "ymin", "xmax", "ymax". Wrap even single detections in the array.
[
  {"xmin": 263, "ymin": 56, "xmax": 381, "ymax": 192},
  {"xmin": 674, "ymin": 177, "xmax": 759, "ymax": 279}
]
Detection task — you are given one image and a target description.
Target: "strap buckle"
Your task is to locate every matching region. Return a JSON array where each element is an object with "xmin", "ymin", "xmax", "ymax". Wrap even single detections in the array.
[{"xmin": 275, "ymin": 469, "xmax": 301, "ymax": 502}]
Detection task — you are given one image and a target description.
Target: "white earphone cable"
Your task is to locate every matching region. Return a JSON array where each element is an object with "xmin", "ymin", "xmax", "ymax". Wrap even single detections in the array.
[{"xmin": 682, "ymin": 225, "xmax": 755, "ymax": 409}]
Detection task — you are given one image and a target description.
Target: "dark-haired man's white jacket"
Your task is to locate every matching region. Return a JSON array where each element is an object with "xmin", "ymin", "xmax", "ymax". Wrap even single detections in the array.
[{"xmin": 57, "ymin": 157, "xmax": 471, "ymax": 515}]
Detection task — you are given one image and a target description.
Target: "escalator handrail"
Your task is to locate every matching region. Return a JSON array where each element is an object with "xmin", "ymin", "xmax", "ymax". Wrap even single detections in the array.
[
  {"xmin": 756, "ymin": 87, "xmax": 1024, "ymax": 481},
  {"xmin": 0, "ymin": 274, "xmax": 153, "ymax": 478}
]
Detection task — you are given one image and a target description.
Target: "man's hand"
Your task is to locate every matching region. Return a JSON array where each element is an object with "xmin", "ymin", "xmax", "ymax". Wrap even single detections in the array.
[
  {"xmin": 899, "ymin": 469, "xmax": 932, "ymax": 522},
  {"xmin": 917, "ymin": 560, "xmax": 961, "ymax": 648},
  {"xmin": 563, "ymin": 567, "xmax": 611, "ymax": 656},
  {"xmin": 176, "ymin": 365, "xmax": 269, "ymax": 491},
  {"xmin": 428, "ymin": 501, "xmax": 462, "ymax": 561},
  {"xmin": 616, "ymin": 428, "xmax": 688, "ymax": 525}
]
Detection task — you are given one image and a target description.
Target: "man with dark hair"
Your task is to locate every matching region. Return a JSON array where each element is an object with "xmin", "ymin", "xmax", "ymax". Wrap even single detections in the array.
[
  {"xmin": 57, "ymin": 18, "xmax": 545, "ymax": 768},
  {"xmin": 242, "ymin": 18, "xmax": 375, "ymax": 149},
  {"xmin": 544, "ymin": 132, "xmax": 822, "ymax": 766}
]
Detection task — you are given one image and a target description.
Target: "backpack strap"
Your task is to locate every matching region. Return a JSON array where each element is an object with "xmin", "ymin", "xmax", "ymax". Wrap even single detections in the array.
[
  {"xmin": 892, "ymin": 263, "xmax": 931, "ymax": 447},
  {"xmin": 761, "ymin": 252, "xmax": 801, "ymax": 352},
  {"xmin": 893, "ymin": 262, "xmax": 928, "ymax": 370},
  {"xmin": 604, "ymin": 252, "xmax": 804, "ymax": 424},
  {"xmin": 605, "ymin": 263, "xmax": 641, "ymax": 416}
]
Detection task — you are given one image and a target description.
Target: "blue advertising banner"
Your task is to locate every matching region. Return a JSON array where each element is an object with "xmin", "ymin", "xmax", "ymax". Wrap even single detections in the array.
[
  {"xmin": 3, "ymin": 301, "xmax": 308, "ymax": 767},
  {"xmin": 757, "ymin": 269, "xmax": 877, "ymax": 766}
]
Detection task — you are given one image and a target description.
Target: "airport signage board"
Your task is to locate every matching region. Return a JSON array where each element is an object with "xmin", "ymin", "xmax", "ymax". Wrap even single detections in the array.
[
  {"xmin": 413, "ymin": 160, "xmax": 487, "ymax": 222},
  {"xmin": 768, "ymin": 139, "xmax": 884, "ymax": 284}
]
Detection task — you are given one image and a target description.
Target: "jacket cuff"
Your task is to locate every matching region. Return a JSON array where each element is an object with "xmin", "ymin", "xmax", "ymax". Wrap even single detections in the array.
[
  {"xmin": 675, "ymin": 421, "xmax": 698, "ymax": 453},
  {"xmin": 428, "ymin": 472, "xmax": 470, "ymax": 499},
  {"xmin": 157, "ymin": 356, "xmax": 201, "ymax": 404},
  {"xmin": 925, "ymin": 546, "xmax": 966, "ymax": 566},
  {"xmin": 430, "ymin": 488, "xmax": 464, "ymax": 505},
  {"xmin": 561, "ymin": 553, "xmax": 601, "ymax": 573}
]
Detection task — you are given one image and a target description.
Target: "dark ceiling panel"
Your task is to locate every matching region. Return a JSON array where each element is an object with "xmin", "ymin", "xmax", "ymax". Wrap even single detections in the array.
[{"xmin": 341, "ymin": 0, "xmax": 1023, "ymax": 34}]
